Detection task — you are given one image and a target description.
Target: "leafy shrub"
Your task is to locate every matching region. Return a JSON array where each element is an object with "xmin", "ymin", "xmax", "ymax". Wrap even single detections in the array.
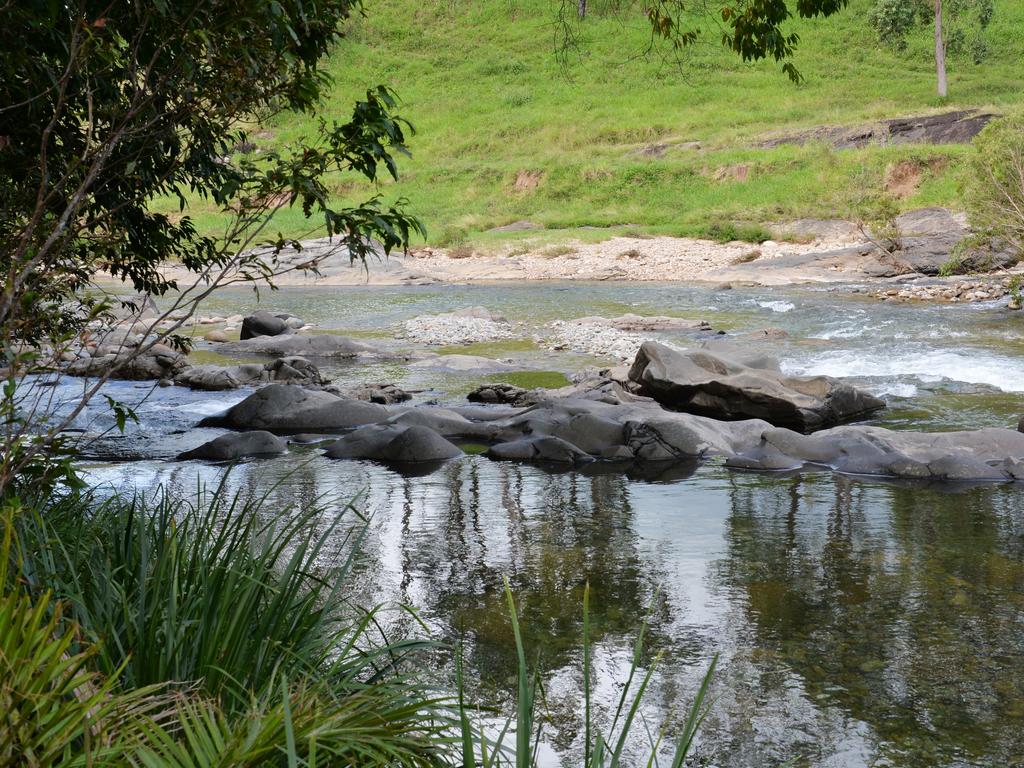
[
  {"xmin": 868, "ymin": 0, "xmax": 920, "ymax": 50},
  {"xmin": 964, "ymin": 114, "xmax": 1024, "ymax": 260}
]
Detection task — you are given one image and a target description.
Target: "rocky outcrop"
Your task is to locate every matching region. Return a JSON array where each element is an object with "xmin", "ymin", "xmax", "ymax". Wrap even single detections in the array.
[
  {"xmin": 323, "ymin": 424, "xmax": 462, "ymax": 463},
  {"xmin": 891, "ymin": 208, "xmax": 1018, "ymax": 275},
  {"xmin": 239, "ymin": 310, "xmax": 302, "ymax": 340},
  {"xmin": 177, "ymin": 430, "xmax": 287, "ymax": 461},
  {"xmin": 179, "ymin": 378, "xmax": 1024, "ymax": 480},
  {"xmin": 627, "ymin": 341, "xmax": 884, "ymax": 432},
  {"xmin": 174, "ymin": 356, "xmax": 325, "ymax": 391},
  {"xmin": 221, "ymin": 334, "xmax": 386, "ymax": 359},
  {"xmin": 65, "ymin": 343, "xmax": 189, "ymax": 381},
  {"xmin": 199, "ymin": 384, "xmax": 387, "ymax": 432},
  {"xmin": 340, "ymin": 383, "xmax": 412, "ymax": 404},
  {"xmin": 467, "ymin": 383, "xmax": 538, "ymax": 407}
]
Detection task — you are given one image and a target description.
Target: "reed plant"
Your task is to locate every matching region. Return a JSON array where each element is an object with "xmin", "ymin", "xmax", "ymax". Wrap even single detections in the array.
[
  {"xmin": 2, "ymin": 483, "xmax": 716, "ymax": 766},
  {"xmin": 456, "ymin": 580, "xmax": 718, "ymax": 768}
]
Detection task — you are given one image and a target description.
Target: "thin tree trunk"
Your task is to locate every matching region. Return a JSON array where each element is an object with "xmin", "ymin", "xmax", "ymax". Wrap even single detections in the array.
[
  {"xmin": 578, "ymin": 0, "xmax": 586, "ymax": 19},
  {"xmin": 934, "ymin": 0, "xmax": 948, "ymax": 97}
]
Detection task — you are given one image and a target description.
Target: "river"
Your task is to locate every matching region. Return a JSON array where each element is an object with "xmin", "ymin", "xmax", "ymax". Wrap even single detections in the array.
[{"xmin": 58, "ymin": 281, "xmax": 1024, "ymax": 767}]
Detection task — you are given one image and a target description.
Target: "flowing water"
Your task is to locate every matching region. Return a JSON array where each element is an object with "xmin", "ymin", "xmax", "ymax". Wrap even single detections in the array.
[{"xmin": 57, "ymin": 282, "xmax": 1024, "ymax": 767}]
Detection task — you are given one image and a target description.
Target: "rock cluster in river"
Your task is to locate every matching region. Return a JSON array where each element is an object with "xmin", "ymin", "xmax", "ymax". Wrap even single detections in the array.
[
  {"xmin": 544, "ymin": 315, "xmax": 716, "ymax": 361},
  {"xmin": 628, "ymin": 341, "xmax": 886, "ymax": 432},
  {"xmin": 174, "ymin": 356, "xmax": 325, "ymax": 390},
  {"xmin": 872, "ymin": 277, "xmax": 1020, "ymax": 304}
]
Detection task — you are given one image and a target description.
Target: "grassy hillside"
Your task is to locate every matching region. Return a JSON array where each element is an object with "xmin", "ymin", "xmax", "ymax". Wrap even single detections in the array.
[{"xmin": 176, "ymin": 0, "xmax": 1024, "ymax": 246}]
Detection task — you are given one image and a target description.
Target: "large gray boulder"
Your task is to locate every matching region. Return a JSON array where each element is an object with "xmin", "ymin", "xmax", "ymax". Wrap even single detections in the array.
[
  {"xmin": 727, "ymin": 425, "xmax": 1024, "ymax": 481},
  {"xmin": 627, "ymin": 341, "xmax": 884, "ymax": 432},
  {"xmin": 221, "ymin": 334, "xmax": 385, "ymax": 358},
  {"xmin": 240, "ymin": 310, "xmax": 299, "ymax": 340},
  {"xmin": 324, "ymin": 424, "xmax": 463, "ymax": 463},
  {"xmin": 199, "ymin": 384, "xmax": 387, "ymax": 432},
  {"xmin": 177, "ymin": 430, "xmax": 287, "ymax": 461}
]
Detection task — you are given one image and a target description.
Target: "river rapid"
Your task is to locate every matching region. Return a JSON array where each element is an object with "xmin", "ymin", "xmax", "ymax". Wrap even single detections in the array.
[{"xmin": 62, "ymin": 282, "xmax": 1024, "ymax": 767}]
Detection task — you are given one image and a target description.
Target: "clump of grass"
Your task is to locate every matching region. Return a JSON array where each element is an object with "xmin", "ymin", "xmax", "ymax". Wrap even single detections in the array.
[
  {"xmin": 704, "ymin": 222, "xmax": 773, "ymax": 244},
  {"xmin": 436, "ymin": 224, "xmax": 469, "ymax": 247},
  {"xmin": 9, "ymin": 484, "xmax": 434, "ymax": 711},
  {"xmin": 731, "ymin": 248, "xmax": 763, "ymax": 264},
  {"xmin": 485, "ymin": 370, "xmax": 571, "ymax": 389},
  {"xmin": 449, "ymin": 245, "xmax": 475, "ymax": 259},
  {"xmin": 540, "ymin": 244, "xmax": 577, "ymax": 259},
  {"xmin": 4, "ymin": 487, "xmax": 453, "ymax": 764}
]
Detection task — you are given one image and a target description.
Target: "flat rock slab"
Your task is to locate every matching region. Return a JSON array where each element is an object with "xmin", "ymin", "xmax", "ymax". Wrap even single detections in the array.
[
  {"xmin": 221, "ymin": 334, "xmax": 389, "ymax": 359},
  {"xmin": 409, "ymin": 354, "xmax": 522, "ymax": 373},
  {"xmin": 628, "ymin": 341, "xmax": 884, "ymax": 432}
]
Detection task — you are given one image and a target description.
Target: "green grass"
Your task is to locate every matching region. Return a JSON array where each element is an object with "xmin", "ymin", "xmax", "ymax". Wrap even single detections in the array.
[
  {"xmin": 485, "ymin": 370, "xmax": 572, "ymax": 389},
  {"xmin": 161, "ymin": 0, "xmax": 1024, "ymax": 248}
]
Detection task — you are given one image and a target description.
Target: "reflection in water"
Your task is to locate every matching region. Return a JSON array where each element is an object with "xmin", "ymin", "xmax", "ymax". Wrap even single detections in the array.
[
  {"xmin": 715, "ymin": 474, "xmax": 1024, "ymax": 767},
  {"xmin": 86, "ymin": 457, "xmax": 1024, "ymax": 767}
]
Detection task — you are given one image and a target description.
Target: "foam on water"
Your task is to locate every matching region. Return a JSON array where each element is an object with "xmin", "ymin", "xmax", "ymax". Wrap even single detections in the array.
[
  {"xmin": 757, "ymin": 300, "xmax": 795, "ymax": 313},
  {"xmin": 871, "ymin": 381, "xmax": 919, "ymax": 398},
  {"xmin": 784, "ymin": 348, "xmax": 1024, "ymax": 393}
]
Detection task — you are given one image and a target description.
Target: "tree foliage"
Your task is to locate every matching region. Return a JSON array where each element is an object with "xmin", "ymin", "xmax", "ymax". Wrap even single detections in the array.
[
  {"xmin": 0, "ymin": 0, "xmax": 424, "ymax": 493},
  {"xmin": 558, "ymin": 0, "xmax": 850, "ymax": 81},
  {"xmin": 868, "ymin": 0, "xmax": 993, "ymax": 61}
]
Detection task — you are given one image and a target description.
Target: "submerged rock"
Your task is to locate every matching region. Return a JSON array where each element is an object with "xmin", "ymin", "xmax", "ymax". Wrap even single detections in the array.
[
  {"xmin": 177, "ymin": 430, "xmax": 287, "ymax": 461},
  {"xmin": 727, "ymin": 425, "xmax": 1024, "ymax": 481},
  {"xmin": 410, "ymin": 354, "xmax": 520, "ymax": 373},
  {"xmin": 627, "ymin": 341, "xmax": 884, "ymax": 432}
]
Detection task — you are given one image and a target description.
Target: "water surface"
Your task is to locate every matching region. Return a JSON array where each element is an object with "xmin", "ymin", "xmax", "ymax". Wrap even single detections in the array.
[{"xmin": 67, "ymin": 282, "xmax": 1024, "ymax": 766}]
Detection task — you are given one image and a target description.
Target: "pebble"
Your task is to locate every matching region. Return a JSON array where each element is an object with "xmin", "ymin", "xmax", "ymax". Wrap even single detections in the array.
[
  {"xmin": 870, "ymin": 277, "xmax": 1017, "ymax": 304},
  {"xmin": 402, "ymin": 313, "xmax": 514, "ymax": 346}
]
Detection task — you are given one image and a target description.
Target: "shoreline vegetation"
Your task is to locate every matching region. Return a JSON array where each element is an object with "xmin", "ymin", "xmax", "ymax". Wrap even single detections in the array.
[{"xmin": 2, "ymin": 483, "xmax": 715, "ymax": 766}]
